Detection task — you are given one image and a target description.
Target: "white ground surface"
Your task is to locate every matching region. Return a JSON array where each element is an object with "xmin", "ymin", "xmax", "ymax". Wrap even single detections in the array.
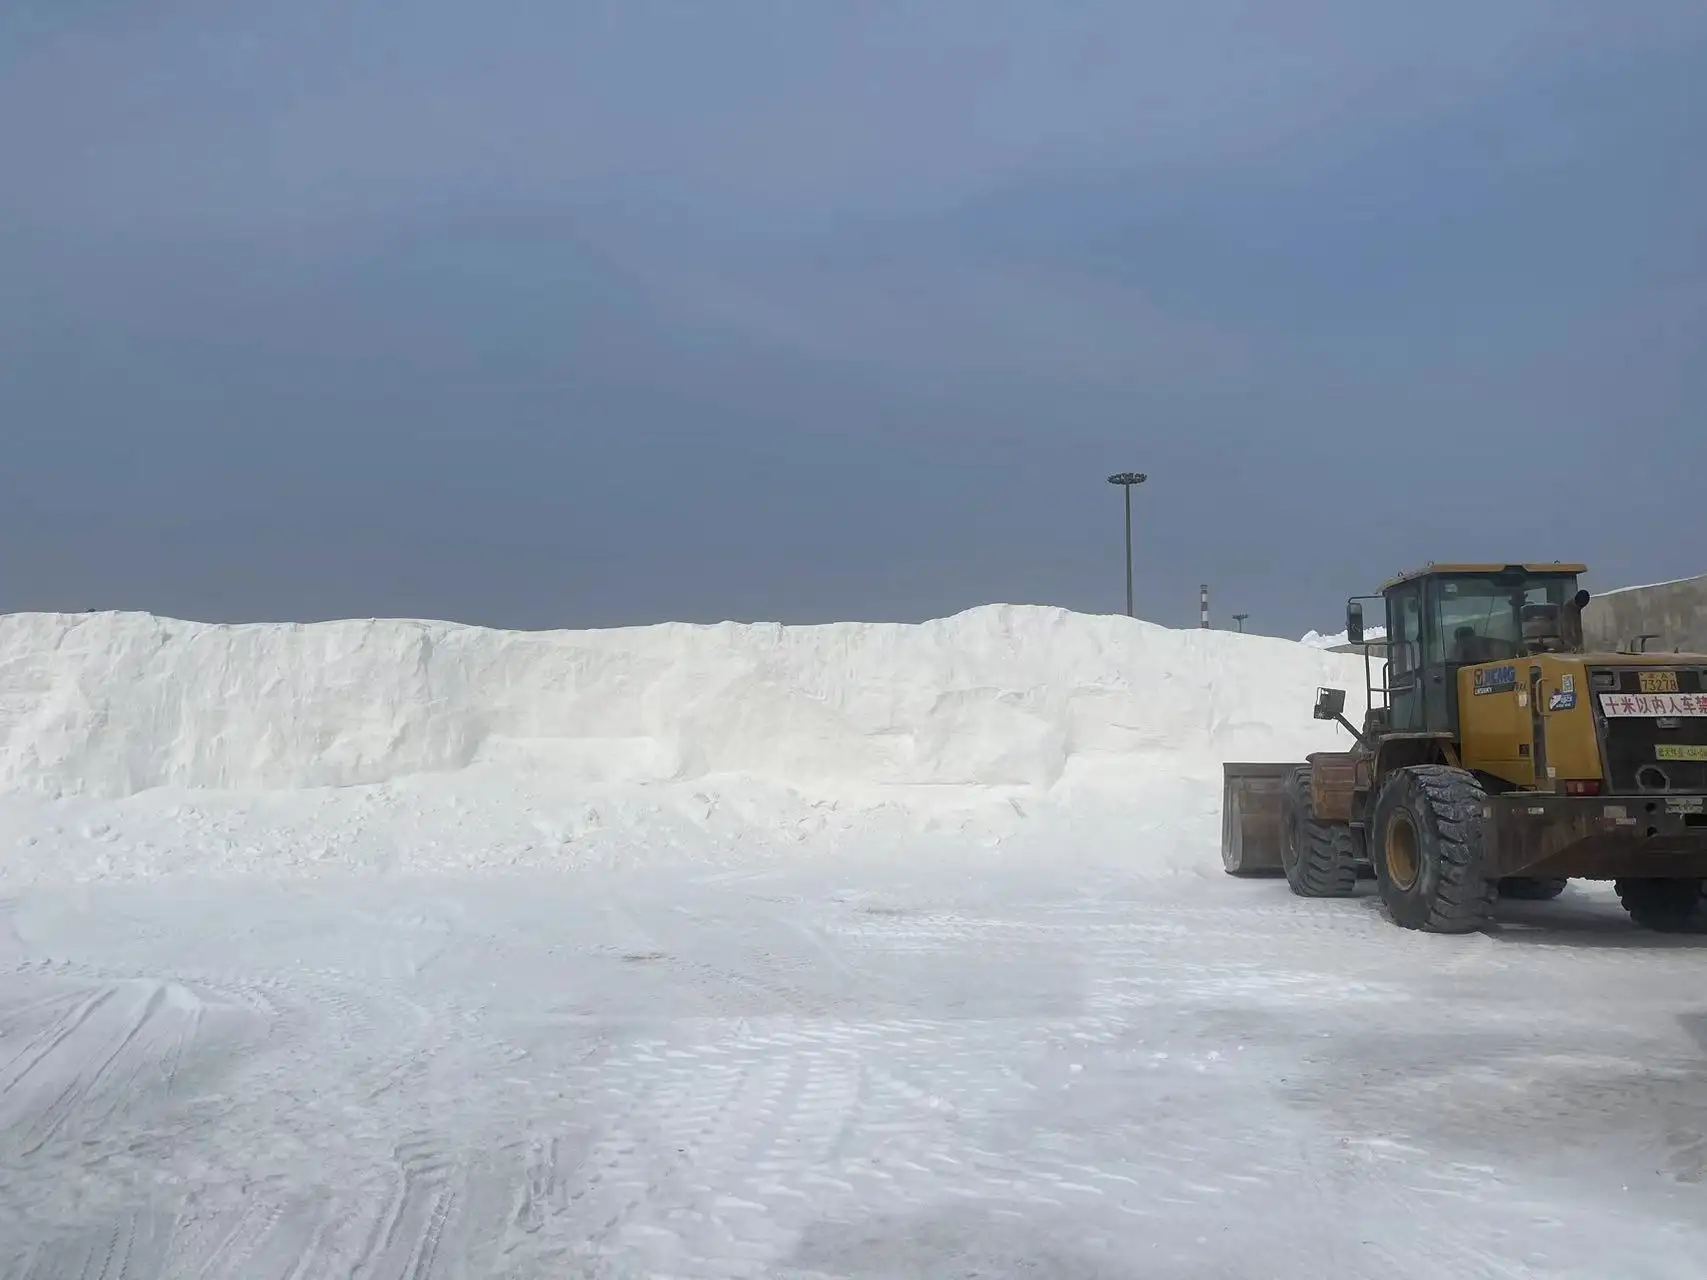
[
  {"xmin": 2, "ymin": 607, "xmax": 1705, "ymax": 1276},
  {"xmin": 5, "ymin": 853, "xmax": 1707, "ymax": 1279}
]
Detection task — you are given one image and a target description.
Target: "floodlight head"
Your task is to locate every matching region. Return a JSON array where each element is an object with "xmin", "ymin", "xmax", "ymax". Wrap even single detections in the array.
[{"xmin": 1107, "ymin": 472, "xmax": 1148, "ymax": 486}]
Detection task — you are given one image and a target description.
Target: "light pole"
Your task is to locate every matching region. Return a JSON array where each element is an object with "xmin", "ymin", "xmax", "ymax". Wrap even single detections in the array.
[
  {"xmin": 1232, "ymin": 613, "xmax": 1249, "ymax": 633},
  {"xmin": 1106, "ymin": 472, "xmax": 1147, "ymax": 617}
]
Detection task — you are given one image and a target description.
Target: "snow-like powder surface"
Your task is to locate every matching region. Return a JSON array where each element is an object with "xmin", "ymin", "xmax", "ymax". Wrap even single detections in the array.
[
  {"xmin": 0, "ymin": 605, "xmax": 1365, "ymax": 804},
  {"xmin": 1299, "ymin": 623, "xmax": 1388, "ymax": 648},
  {"xmin": 5, "ymin": 606, "xmax": 1703, "ymax": 1278},
  {"xmin": 5, "ymin": 866, "xmax": 1706, "ymax": 1278}
]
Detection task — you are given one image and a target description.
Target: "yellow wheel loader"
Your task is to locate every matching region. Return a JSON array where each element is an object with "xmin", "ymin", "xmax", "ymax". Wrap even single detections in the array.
[{"xmin": 1222, "ymin": 563, "xmax": 1707, "ymax": 933}]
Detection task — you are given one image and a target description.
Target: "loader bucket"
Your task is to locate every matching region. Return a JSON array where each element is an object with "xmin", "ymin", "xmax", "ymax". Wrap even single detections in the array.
[{"xmin": 1221, "ymin": 761, "xmax": 1301, "ymax": 876}]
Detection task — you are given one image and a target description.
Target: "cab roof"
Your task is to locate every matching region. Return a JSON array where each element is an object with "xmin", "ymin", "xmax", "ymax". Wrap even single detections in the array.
[{"xmin": 1380, "ymin": 562, "xmax": 1587, "ymax": 592}]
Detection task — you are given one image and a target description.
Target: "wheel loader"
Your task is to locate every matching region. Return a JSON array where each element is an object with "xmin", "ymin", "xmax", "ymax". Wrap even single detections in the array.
[{"xmin": 1222, "ymin": 562, "xmax": 1707, "ymax": 933}]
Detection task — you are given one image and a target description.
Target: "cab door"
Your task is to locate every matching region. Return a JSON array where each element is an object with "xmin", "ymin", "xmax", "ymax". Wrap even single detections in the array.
[
  {"xmin": 1385, "ymin": 584, "xmax": 1425, "ymax": 733},
  {"xmin": 1421, "ymin": 575, "xmax": 1459, "ymax": 734}
]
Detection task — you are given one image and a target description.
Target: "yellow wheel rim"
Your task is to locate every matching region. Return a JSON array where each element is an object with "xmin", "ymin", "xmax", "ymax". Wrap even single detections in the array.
[{"xmin": 1386, "ymin": 810, "xmax": 1420, "ymax": 891}]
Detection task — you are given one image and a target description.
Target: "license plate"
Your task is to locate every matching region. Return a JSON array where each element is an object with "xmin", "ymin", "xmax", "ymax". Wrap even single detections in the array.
[
  {"xmin": 1658, "ymin": 745, "xmax": 1707, "ymax": 761},
  {"xmin": 1600, "ymin": 693, "xmax": 1707, "ymax": 717},
  {"xmin": 1640, "ymin": 670, "xmax": 1680, "ymax": 693}
]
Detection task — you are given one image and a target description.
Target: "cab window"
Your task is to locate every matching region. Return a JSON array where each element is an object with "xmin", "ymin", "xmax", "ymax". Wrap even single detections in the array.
[{"xmin": 1430, "ymin": 575, "xmax": 1574, "ymax": 665}]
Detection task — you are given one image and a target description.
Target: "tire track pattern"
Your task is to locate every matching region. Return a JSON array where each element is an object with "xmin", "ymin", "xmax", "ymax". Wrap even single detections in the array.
[{"xmin": 3, "ymin": 875, "xmax": 1706, "ymax": 1277}]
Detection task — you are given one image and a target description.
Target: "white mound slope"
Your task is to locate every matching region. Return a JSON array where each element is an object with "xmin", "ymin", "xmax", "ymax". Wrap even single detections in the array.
[
  {"xmin": 1300, "ymin": 624, "xmax": 1387, "ymax": 648},
  {"xmin": 0, "ymin": 605, "xmax": 1366, "ymax": 881}
]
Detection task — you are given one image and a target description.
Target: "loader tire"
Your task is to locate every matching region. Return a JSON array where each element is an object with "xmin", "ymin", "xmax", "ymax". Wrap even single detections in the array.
[
  {"xmin": 1498, "ymin": 876, "xmax": 1568, "ymax": 901},
  {"xmin": 1615, "ymin": 878, "xmax": 1707, "ymax": 933},
  {"xmin": 1281, "ymin": 766, "xmax": 1358, "ymax": 898},
  {"xmin": 1370, "ymin": 766, "xmax": 1496, "ymax": 933}
]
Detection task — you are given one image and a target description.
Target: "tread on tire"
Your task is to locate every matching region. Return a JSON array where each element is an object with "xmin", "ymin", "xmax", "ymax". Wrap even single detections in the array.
[
  {"xmin": 1371, "ymin": 765, "xmax": 1496, "ymax": 933},
  {"xmin": 1281, "ymin": 766, "xmax": 1358, "ymax": 898},
  {"xmin": 1615, "ymin": 878, "xmax": 1707, "ymax": 933}
]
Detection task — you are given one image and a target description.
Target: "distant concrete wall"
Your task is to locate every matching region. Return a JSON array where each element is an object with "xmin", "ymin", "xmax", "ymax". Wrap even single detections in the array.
[{"xmin": 1582, "ymin": 574, "xmax": 1707, "ymax": 655}]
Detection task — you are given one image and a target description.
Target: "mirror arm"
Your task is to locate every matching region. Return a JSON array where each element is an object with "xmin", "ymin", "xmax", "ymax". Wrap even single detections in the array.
[{"xmin": 1332, "ymin": 712, "xmax": 1372, "ymax": 751}]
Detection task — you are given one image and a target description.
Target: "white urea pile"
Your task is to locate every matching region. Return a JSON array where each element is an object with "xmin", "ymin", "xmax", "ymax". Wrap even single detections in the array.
[{"xmin": 0, "ymin": 605, "xmax": 1367, "ymax": 882}]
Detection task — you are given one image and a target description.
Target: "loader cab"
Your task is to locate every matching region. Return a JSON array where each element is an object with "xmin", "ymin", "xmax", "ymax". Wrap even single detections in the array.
[{"xmin": 1354, "ymin": 563, "xmax": 1589, "ymax": 736}]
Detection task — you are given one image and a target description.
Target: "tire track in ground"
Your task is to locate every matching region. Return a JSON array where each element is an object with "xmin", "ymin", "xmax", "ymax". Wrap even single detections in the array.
[
  {"xmin": 555, "ymin": 894, "xmax": 995, "ymax": 1268},
  {"xmin": 158, "ymin": 1185, "xmax": 358, "ymax": 1280},
  {"xmin": 7, "ymin": 871, "xmax": 1707, "ymax": 1277},
  {"xmin": 0, "ymin": 976, "xmax": 213, "ymax": 1161},
  {"xmin": 344, "ymin": 1136, "xmax": 463, "ymax": 1280},
  {"xmin": 780, "ymin": 897, "xmax": 1450, "ymax": 1230},
  {"xmin": 9, "ymin": 1210, "xmax": 174, "ymax": 1280},
  {"xmin": 0, "ymin": 896, "xmax": 29, "ymax": 966},
  {"xmin": 569, "ymin": 1051, "xmax": 786, "ymax": 1268},
  {"xmin": 0, "ymin": 948, "xmax": 516, "ymax": 1280},
  {"xmin": 485, "ymin": 1019, "xmax": 873, "ymax": 1276}
]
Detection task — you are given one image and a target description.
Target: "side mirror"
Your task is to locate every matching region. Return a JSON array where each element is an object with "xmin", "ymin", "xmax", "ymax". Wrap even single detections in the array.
[
  {"xmin": 1313, "ymin": 686, "xmax": 1347, "ymax": 722},
  {"xmin": 1574, "ymin": 589, "xmax": 1591, "ymax": 610},
  {"xmin": 1346, "ymin": 601, "xmax": 1365, "ymax": 645}
]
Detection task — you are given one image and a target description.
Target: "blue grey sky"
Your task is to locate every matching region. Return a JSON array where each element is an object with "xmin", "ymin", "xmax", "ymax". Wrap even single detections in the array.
[{"xmin": 3, "ymin": 2, "xmax": 1704, "ymax": 636}]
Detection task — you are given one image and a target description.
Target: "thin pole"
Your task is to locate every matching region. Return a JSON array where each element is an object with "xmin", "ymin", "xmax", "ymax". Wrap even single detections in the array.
[
  {"xmin": 1124, "ymin": 484, "xmax": 1134, "ymax": 618},
  {"xmin": 1107, "ymin": 472, "xmax": 1145, "ymax": 619}
]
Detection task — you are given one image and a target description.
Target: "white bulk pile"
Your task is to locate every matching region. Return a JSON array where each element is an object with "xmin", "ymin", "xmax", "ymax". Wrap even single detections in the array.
[
  {"xmin": 0, "ymin": 606, "xmax": 1366, "ymax": 884},
  {"xmin": 1298, "ymin": 624, "xmax": 1388, "ymax": 648}
]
